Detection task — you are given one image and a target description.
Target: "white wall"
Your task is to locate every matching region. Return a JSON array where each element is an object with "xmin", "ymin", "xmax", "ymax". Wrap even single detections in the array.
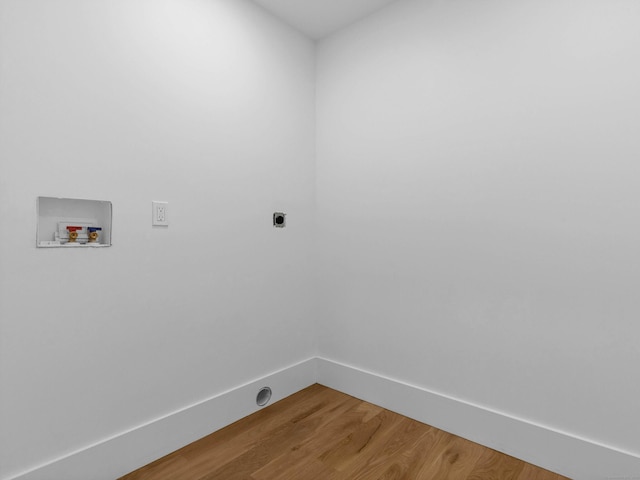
[
  {"xmin": 317, "ymin": 0, "xmax": 640, "ymax": 460},
  {"xmin": 4, "ymin": 0, "xmax": 640, "ymax": 476},
  {"xmin": 0, "ymin": 0, "xmax": 316, "ymax": 478}
]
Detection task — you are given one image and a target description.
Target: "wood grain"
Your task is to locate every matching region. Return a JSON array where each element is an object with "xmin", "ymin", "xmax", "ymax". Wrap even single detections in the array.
[{"xmin": 119, "ymin": 384, "xmax": 571, "ymax": 480}]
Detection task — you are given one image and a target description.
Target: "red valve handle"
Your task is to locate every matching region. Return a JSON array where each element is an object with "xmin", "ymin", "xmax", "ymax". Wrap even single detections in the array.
[{"xmin": 66, "ymin": 226, "xmax": 83, "ymax": 232}]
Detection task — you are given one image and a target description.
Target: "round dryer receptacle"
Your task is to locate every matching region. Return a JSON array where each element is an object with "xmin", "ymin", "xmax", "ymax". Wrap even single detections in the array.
[{"xmin": 273, "ymin": 212, "xmax": 286, "ymax": 228}]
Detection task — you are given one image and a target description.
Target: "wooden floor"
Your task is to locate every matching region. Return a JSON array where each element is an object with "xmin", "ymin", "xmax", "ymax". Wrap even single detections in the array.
[{"xmin": 120, "ymin": 384, "xmax": 570, "ymax": 480}]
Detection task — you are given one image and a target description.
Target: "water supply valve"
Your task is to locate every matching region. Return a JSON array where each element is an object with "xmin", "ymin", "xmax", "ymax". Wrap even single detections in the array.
[
  {"xmin": 87, "ymin": 227, "xmax": 102, "ymax": 243},
  {"xmin": 66, "ymin": 226, "xmax": 83, "ymax": 243}
]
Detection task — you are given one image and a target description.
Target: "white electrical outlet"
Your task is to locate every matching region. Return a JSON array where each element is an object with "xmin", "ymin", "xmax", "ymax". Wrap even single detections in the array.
[{"xmin": 152, "ymin": 201, "xmax": 169, "ymax": 226}]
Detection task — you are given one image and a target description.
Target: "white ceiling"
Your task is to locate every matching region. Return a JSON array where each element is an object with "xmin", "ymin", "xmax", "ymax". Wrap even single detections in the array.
[{"xmin": 252, "ymin": 0, "xmax": 400, "ymax": 39}]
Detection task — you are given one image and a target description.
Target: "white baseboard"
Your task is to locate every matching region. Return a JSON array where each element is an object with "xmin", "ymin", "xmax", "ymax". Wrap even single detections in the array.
[
  {"xmin": 316, "ymin": 357, "xmax": 640, "ymax": 480},
  {"xmin": 10, "ymin": 356, "xmax": 640, "ymax": 480},
  {"xmin": 10, "ymin": 358, "xmax": 317, "ymax": 480}
]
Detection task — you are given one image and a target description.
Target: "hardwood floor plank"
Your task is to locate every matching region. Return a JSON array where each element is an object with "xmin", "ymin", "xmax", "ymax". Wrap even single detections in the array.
[
  {"xmin": 319, "ymin": 409, "xmax": 407, "ymax": 472},
  {"xmin": 251, "ymin": 397, "xmax": 373, "ymax": 480},
  {"xmin": 349, "ymin": 417, "xmax": 434, "ymax": 480},
  {"xmin": 467, "ymin": 447, "xmax": 525, "ymax": 480},
  {"xmin": 121, "ymin": 454, "xmax": 190, "ymax": 480},
  {"xmin": 376, "ymin": 427, "xmax": 447, "ymax": 480},
  {"xmin": 413, "ymin": 434, "xmax": 486, "ymax": 480},
  {"xmin": 120, "ymin": 384, "xmax": 571, "ymax": 480},
  {"xmin": 255, "ymin": 459, "xmax": 340, "ymax": 480},
  {"xmin": 351, "ymin": 399, "xmax": 385, "ymax": 423}
]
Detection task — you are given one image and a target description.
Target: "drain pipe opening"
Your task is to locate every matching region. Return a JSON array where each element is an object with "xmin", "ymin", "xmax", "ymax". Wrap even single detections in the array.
[{"xmin": 256, "ymin": 387, "xmax": 272, "ymax": 407}]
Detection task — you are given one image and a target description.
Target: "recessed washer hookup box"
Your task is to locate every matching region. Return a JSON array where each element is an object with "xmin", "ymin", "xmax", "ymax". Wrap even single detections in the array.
[{"xmin": 36, "ymin": 197, "xmax": 112, "ymax": 248}]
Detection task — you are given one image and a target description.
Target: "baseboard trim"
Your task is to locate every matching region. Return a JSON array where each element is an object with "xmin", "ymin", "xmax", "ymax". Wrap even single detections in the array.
[
  {"xmin": 9, "ymin": 358, "xmax": 317, "ymax": 480},
  {"xmin": 316, "ymin": 357, "xmax": 640, "ymax": 480},
  {"xmin": 10, "ymin": 356, "xmax": 640, "ymax": 480}
]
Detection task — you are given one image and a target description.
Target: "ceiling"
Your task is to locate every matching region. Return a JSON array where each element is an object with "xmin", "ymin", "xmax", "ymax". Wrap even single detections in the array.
[{"xmin": 252, "ymin": 0, "xmax": 400, "ymax": 39}]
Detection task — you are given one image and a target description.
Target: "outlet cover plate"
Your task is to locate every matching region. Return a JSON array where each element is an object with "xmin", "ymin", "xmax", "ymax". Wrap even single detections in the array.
[{"xmin": 152, "ymin": 201, "xmax": 169, "ymax": 226}]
